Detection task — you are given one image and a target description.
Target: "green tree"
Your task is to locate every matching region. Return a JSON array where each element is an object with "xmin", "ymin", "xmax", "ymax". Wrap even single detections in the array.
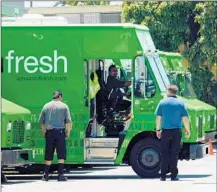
[
  {"xmin": 122, "ymin": 2, "xmax": 198, "ymax": 51},
  {"xmin": 54, "ymin": 1, "xmax": 109, "ymax": 7},
  {"xmin": 122, "ymin": 2, "xmax": 217, "ymax": 107}
]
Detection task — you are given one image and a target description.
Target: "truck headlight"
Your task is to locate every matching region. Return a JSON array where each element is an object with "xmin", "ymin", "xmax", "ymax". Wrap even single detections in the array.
[
  {"xmin": 7, "ymin": 121, "xmax": 12, "ymax": 132},
  {"xmin": 25, "ymin": 122, "xmax": 31, "ymax": 130}
]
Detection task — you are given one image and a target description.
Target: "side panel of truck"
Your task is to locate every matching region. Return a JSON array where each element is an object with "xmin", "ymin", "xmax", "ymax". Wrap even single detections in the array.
[
  {"xmin": 2, "ymin": 25, "xmax": 144, "ymax": 164},
  {"xmin": 2, "ymin": 26, "xmax": 89, "ymax": 163}
]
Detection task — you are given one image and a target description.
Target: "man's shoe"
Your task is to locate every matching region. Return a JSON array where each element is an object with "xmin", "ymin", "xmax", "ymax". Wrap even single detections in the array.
[
  {"xmin": 160, "ymin": 177, "xmax": 166, "ymax": 181},
  {"xmin": 57, "ymin": 174, "xmax": 67, "ymax": 181},
  {"xmin": 42, "ymin": 174, "xmax": 49, "ymax": 181},
  {"xmin": 171, "ymin": 176, "xmax": 179, "ymax": 181}
]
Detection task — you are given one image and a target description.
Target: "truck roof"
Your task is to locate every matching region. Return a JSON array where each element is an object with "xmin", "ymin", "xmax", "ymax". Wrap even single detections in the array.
[
  {"xmin": 2, "ymin": 23, "xmax": 149, "ymax": 31},
  {"xmin": 1, "ymin": 22, "xmax": 155, "ymax": 110},
  {"xmin": 2, "ymin": 98, "xmax": 31, "ymax": 115}
]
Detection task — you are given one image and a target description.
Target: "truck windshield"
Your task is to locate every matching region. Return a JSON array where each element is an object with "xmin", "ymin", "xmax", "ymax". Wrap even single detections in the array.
[
  {"xmin": 167, "ymin": 72, "xmax": 197, "ymax": 98},
  {"xmin": 184, "ymin": 73, "xmax": 197, "ymax": 98},
  {"xmin": 168, "ymin": 74, "xmax": 179, "ymax": 88},
  {"xmin": 147, "ymin": 55, "xmax": 170, "ymax": 92},
  {"xmin": 136, "ymin": 30, "xmax": 170, "ymax": 92},
  {"xmin": 136, "ymin": 30, "xmax": 156, "ymax": 53}
]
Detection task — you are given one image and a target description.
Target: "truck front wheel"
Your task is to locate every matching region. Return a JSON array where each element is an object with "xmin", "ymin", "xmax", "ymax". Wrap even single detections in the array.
[{"xmin": 130, "ymin": 138, "xmax": 161, "ymax": 178}]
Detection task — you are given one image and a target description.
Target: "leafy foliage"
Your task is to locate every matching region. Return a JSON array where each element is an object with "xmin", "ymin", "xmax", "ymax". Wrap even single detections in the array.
[
  {"xmin": 122, "ymin": 2, "xmax": 217, "ymax": 107},
  {"xmin": 54, "ymin": 1, "xmax": 109, "ymax": 7}
]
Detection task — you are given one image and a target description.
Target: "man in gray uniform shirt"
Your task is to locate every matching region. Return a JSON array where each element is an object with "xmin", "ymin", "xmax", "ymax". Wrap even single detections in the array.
[{"xmin": 39, "ymin": 90, "xmax": 72, "ymax": 182}]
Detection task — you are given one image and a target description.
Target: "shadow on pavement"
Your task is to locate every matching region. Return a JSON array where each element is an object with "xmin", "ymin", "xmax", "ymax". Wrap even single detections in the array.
[
  {"xmin": 4, "ymin": 167, "xmax": 117, "ymax": 175},
  {"xmin": 178, "ymin": 174, "xmax": 212, "ymax": 179},
  {"xmin": 5, "ymin": 175, "xmax": 141, "ymax": 180},
  {"xmin": 3, "ymin": 174, "xmax": 212, "ymax": 182}
]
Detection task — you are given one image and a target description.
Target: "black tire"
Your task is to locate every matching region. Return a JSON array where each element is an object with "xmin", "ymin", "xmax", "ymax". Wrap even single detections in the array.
[{"xmin": 130, "ymin": 138, "xmax": 161, "ymax": 178}]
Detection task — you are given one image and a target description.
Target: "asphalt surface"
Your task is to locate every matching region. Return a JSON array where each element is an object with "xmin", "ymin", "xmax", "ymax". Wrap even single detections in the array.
[{"xmin": 2, "ymin": 151, "xmax": 216, "ymax": 192}]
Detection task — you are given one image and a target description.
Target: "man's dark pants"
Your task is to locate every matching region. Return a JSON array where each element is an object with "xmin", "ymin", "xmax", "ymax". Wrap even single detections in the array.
[
  {"xmin": 160, "ymin": 129, "xmax": 182, "ymax": 179},
  {"xmin": 45, "ymin": 129, "xmax": 66, "ymax": 161},
  {"xmin": 44, "ymin": 129, "xmax": 66, "ymax": 177}
]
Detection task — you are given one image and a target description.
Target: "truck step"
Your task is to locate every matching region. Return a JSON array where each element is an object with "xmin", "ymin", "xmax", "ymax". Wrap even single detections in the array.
[
  {"xmin": 85, "ymin": 138, "xmax": 119, "ymax": 148},
  {"xmin": 84, "ymin": 159, "xmax": 115, "ymax": 165},
  {"xmin": 85, "ymin": 147, "xmax": 117, "ymax": 161}
]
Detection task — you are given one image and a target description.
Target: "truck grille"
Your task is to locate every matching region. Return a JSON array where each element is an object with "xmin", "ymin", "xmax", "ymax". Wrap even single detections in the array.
[
  {"xmin": 12, "ymin": 120, "xmax": 25, "ymax": 144},
  {"xmin": 210, "ymin": 115, "xmax": 215, "ymax": 129},
  {"xmin": 198, "ymin": 116, "xmax": 203, "ymax": 138}
]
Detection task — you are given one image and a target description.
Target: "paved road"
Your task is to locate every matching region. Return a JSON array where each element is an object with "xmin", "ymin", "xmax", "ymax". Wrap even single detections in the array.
[{"xmin": 2, "ymin": 153, "xmax": 216, "ymax": 192}]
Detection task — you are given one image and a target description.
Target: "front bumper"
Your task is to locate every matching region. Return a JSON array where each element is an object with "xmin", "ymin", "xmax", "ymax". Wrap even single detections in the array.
[
  {"xmin": 189, "ymin": 143, "xmax": 210, "ymax": 159},
  {"xmin": 1, "ymin": 149, "xmax": 33, "ymax": 167},
  {"xmin": 205, "ymin": 131, "xmax": 217, "ymax": 143}
]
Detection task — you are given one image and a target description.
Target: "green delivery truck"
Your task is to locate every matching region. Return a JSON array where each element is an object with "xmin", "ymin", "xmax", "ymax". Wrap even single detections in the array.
[
  {"xmin": 158, "ymin": 51, "xmax": 217, "ymax": 142},
  {"xmin": 1, "ymin": 98, "xmax": 33, "ymax": 181},
  {"xmin": 1, "ymin": 22, "xmax": 215, "ymax": 178}
]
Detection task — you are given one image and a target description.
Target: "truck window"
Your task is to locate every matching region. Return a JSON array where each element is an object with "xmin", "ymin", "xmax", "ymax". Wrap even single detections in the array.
[
  {"xmin": 147, "ymin": 55, "xmax": 170, "ymax": 92},
  {"xmin": 134, "ymin": 56, "xmax": 156, "ymax": 98}
]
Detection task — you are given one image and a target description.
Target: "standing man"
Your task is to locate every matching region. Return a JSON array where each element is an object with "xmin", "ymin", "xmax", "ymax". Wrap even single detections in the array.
[
  {"xmin": 155, "ymin": 85, "xmax": 190, "ymax": 181},
  {"xmin": 39, "ymin": 90, "xmax": 72, "ymax": 182}
]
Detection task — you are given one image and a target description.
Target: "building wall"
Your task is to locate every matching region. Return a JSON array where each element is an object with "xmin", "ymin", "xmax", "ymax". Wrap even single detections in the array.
[
  {"xmin": 55, "ymin": 13, "xmax": 121, "ymax": 24},
  {"xmin": 27, "ymin": 5, "xmax": 122, "ymax": 24},
  {"xmin": 2, "ymin": 2, "xmax": 26, "ymax": 16}
]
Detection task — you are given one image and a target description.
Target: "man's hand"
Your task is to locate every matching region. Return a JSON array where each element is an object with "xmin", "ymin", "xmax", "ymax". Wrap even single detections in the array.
[
  {"xmin": 125, "ymin": 81, "xmax": 131, "ymax": 86},
  {"xmin": 65, "ymin": 131, "xmax": 70, "ymax": 139},
  {"xmin": 182, "ymin": 117, "xmax": 190, "ymax": 139},
  {"xmin": 155, "ymin": 116, "xmax": 162, "ymax": 139},
  {"xmin": 156, "ymin": 130, "xmax": 161, "ymax": 139},
  {"xmin": 41, "ymin": 124, "xmax": 46, "ymax": 137},
  {"xmin": 184, "ymin": 129, "xmax": 190, "ymax": 139},
  {"xmin": 42, "ymin": 128, "xmax": 46, "ymax": 137},
  {"xmin": 65, "ymin": 122, "xmax": 72, "ymax": 139}
]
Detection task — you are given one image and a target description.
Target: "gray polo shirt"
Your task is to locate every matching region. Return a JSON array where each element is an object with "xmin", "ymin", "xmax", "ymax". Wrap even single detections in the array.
[{"xmin": 39, "ymin": 100, "xmax": 72, "ymax": 129}]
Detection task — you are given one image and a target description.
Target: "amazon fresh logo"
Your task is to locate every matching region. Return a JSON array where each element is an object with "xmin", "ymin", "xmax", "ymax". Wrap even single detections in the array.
[{"xmin": 4, "ymin": 50, "xmax": 68, "ymax": 74}]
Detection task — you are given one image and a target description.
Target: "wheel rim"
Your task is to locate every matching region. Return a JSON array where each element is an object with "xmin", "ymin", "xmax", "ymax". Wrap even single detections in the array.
[{"xmin": 138, "ymin": 147, "xmax": 160, "ymax": 170}]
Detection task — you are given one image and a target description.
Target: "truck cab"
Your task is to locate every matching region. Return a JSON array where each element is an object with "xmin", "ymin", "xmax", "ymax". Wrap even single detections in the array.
[
  {"xmin": 1, "ymin": 98, "xmax": 33, "ymax": 180},
  {"xmin": 158, "ymin": 51, "xmax": 217, "ymax": 143}
]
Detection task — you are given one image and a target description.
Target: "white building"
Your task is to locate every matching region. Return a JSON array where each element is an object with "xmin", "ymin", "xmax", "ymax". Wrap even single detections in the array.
[
  {"xmin": 27, "ymin": 5, "xmax": 122, "ymax": 24},
  {"xmin": 2, "ymin": 2, "xmax": 26, "ymax": 16}
]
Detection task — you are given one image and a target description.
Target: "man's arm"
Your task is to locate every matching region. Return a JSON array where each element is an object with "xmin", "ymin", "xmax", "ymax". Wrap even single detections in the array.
[
  {"xmin": 65, "ymin": 106, "xmax": 72, "ymax": 137},
  {"xmin": 156, "ymin": 116, "xmax": 162, "ymax": 131},
  {"xmin": 113, "ymin": 77, "xmax": 130, "ymax": 88},
  {"xmin": 181, "ymin": 104, "xmax": 190, "ymax": 138},
  {"xmin": 39, "ymin": 107, "xmax": 46, "ymax": 137},
  {"xmin": 182, "ymin": 116, "xmax": 190, "ymax": 138},
  {"xmin": 155, "ymin": 102, "xmax": 162, "ymax": 138}
]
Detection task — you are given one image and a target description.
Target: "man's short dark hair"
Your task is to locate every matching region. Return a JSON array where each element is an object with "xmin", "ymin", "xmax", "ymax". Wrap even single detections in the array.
[
  {"xmin": 168, "ymin": 85, "xmax": 178, "ymax": 95},
  {"xmin": 53, "ymin": 90, "xmax": 62, "ymax": 99},
  {"xmin": 108, "ymin": 64, "xmax": 116, "ymax": 72}
]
